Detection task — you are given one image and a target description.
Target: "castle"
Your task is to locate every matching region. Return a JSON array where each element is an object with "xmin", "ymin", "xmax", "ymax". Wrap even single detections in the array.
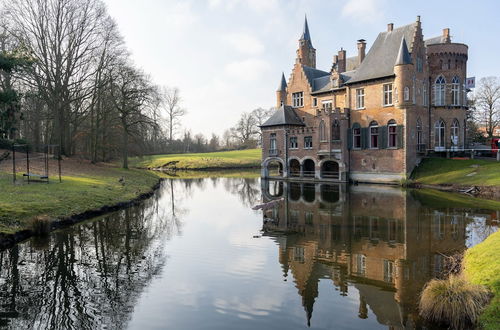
[{"xmin": 260, "ymin": 16, "xmax": 469, "ymax": 183}]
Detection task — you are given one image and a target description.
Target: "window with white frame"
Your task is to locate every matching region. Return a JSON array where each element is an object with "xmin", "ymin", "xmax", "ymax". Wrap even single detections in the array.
[
  {"xmin": 304, "ymin": 136, "xmax": 313, "ymax": 149},
  {"xmin": 434, "ymin": 76, "xmax": 446, "ymax": 106},
  {"xmin": 369, "ymin": 121, "xmax": 379, "ymax": 148},
  {"xmin": 434, "ymin": 120, "xmax": 445, "ymax": 149},
  {"xmin": 292, "ymin": 92, "xmax": 304, "ymax": 107},
  {"xmin": 313, "ymin": 97, "xmax": 317, "ymax": 107},
  {"xmin": 451, "ymin": 77, "xmax": 460, "ymax": 105},
  {"xmin": 384, "ymin": 260, "xmax": 395, "ymax": 283},
  {"xmin": 356, "ymin": 88, "xmax": 365, "ymax": 109},
  {"xmin": 451, "ymin": 119, "xmax": 459, "ymax": 146},
  {"xmin": 404, "ymin": 86, "xmax": 410, "ymax": 101},
  {"xmin": 383, "ymin": 84, "xmax": 393, "ymax": 106},
  {"xmin": 289, "ymin": 136, "xmax": 298, "ymax": 149},
  {"xmin": 356, "ymin": 254, "xmax": 366, "ymax": 275},
  {"xmin": 388, "ymin": 119, "xmax": 397, "ymax": 148},
  {"xmin": 270, "ymin": 133, "xmax": 277, "ymax": 152},
  {"xmin": 322, "ymin": 100, "xmax": 332, "ymax": 111}
]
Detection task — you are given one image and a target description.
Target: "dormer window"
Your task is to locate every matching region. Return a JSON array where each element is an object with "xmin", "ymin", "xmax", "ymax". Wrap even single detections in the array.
[{"xmin": 292, "ymin": 92, "xmax": 304, "ymax": 107}]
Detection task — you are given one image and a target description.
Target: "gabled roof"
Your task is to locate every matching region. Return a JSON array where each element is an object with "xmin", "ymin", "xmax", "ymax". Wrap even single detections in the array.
[
  {"xmin": 302, "ymin": 65, "xmax": 330, "ymax": 90},
  {"xmin": 424, "ymin": 35, "xmax": 449, "ymax": 46},
  {"xmin": 395, "ymin": 37, "xmax": 412, "ymax": 65},
  {"xmin": 347, "ymin": 23, "xmax": 416, "ymax": 84},
  {"xmin": 260, "ymin": 105, "xmax": 305, "ymax": 127},
  {"xmin": 277, "ymin": 72, "xmax": 287, "ymax": 91},
  {"xmin": 301, "ymin": 15, "xmax": 313, "ymax": 47}
]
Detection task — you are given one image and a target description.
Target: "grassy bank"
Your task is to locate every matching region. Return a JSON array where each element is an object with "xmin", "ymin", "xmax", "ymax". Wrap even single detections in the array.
[
  {"xmin": 131, "ymin": 149, "xmax": 261, "ymax": 169},
  {"xmin": 463, "ymin": 230, "xmax": 500, "ymax": 329},
  {"xmin": 0, "ymin": 166, "xmax": 159, "ymax": 234},
  {"xmin": 411, "ymin": 188, "xmax": 500, "ymax": 210},
  {"xmin": 412, "ymin": 158, "xmax": 500, "ymax": 186}
]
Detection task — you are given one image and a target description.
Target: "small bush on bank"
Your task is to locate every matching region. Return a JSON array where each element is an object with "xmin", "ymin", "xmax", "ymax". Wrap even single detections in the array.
[
  {"xmin": 419, "ymin": 275, "xmax": 490, "ymax": 329},
  {"xmin": 29, "ymin": 215, "xmax": 52, "ymax": 236}
]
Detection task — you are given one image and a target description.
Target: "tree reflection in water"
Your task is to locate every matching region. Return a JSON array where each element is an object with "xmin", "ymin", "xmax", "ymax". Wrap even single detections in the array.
[
  {"xmin": 261, "ymin": 180, "xmax": 498, "ymax": 329},
  {"xmin": 0, "ymin": 180, "xmax": 184, "ymax": 330}
]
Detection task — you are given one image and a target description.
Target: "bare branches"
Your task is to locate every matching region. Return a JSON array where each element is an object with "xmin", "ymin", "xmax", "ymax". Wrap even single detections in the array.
[{"xmin": 474, "ymin": 77, "xmax": 500, "ymax": 138}]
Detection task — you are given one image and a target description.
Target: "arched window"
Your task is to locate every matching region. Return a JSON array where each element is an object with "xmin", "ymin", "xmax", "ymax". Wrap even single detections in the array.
[
  {"xmin": 369, "ymin": 121, "xmax": 379, "ymax": 149},
  {"xmin": 422, "ymin": 82, "xmax": 428, "ymax": 106},
  {"xmin": 435, "ymin": 76, "xmax": 446, "ymax": 106},
  {"xmin": 404, "ymin": 87, "xmax": 410, "ymax": 101},
  {"xmin": 319, "ymin": 120, "xmax": 326, "ymax": 142},
  {"xmin": 332, "ymin": 119, "xmax": 340, "ymax": 141},
  {"xmin": 451, "ymin": 119, "xmax": 460, "ymax": 148},
  {"xmin": 417, "ymin": 118, "xmax": 423, "ymax": 151},
  {"xmin": 352, "ymin": 123, "xmax": 361, "ymax": 149},
  {"xmin": 388, "ymin": 119, "xmax": 397, "ymax": 148},
  {"xmin": 451, "ymin": 77, "xmax": 460, "ymax": 106},
  {"xmin": 434, "ymin": 120, "xmax": 445, "ymax": 150}
]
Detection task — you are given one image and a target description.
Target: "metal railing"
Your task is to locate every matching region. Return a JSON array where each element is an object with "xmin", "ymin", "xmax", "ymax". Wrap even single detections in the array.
[{"xmin": 321, "ymin": 171, "xmax": 340, "ymax": 179}]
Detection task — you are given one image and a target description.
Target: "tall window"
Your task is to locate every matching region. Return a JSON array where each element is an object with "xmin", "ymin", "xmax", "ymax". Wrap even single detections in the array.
[
  {"xmin": 404, "ymin": 87, "xmax": 410, "ymax": 101},
  {"xmin": 434, "ymin": 76, "xmax": 446, "ymax": 106},
  {"xmin": 388, "ymin": 119, "xmax": 397, "ymax": 148},
  {"xmin": 289, "ymin": 136, "xmax": 298, "ymax": 149},
  {"xmin": 270, "ymin": 133, "xmax": 277, "ymax": 152},
  {"xmin": 319, "ymin": 120, "xmax": 326, "ymax": 141},
  {"xmin": 353, "ymin": 124, "xmax": 361, "ymax": 149},
  {"xmin": 369, "ymin": 121, "xmax": 379, "ymax": 148},
  {"xmin": 383, "ymin": 84, "xmax": 393, "ymax": 106},
  {"xmin": 416, "ymin": 57, "xmax": 423, "ymax": 72},
  {"xmin": 423, "ymin": 82, "xmax": 428, "ymax": 106},
  {"xmin": 384, "ymin": 260, "xmax": 395, "ymax": 283},
  {"xmin": 451, "ymin": 119, "xmax": 460, "ymax": 147},
  {"xmin": 292, "ymin": 92, "xmax": 304, "ymax": 107},
  {"xmin": 451, "ymin": 77, "xmax": 460, "ymax": 105},
  {"xmin": 304, "ymin": 136, "xmax": 313, "ymax": 149},
  {"xmin": 356, "ymin": 254, "xmax": 366, "ymax": 276},
  {"xmin": 322, "ymin": 100, "xmax": 332, "ymax": 111},
  {"xmin": 434, "ymin": 120, "xmax": 445, "ymax": 150},
  {"xmin": 332, "ymin": 120, "xmax": 340, "ymax": 140},
  {"xmin": 356, "ymin": 88, "xmax": 365, "ymax": 109},
  {"xmin": 417, "ymin": 118, "xmax": 423, "ymax": 151}
]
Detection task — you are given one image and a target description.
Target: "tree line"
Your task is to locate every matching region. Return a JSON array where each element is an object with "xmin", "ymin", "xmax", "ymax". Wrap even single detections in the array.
[
  {"xmin": 0, "ymin": 0, "xmax": 274, "ymax": 168},
  {"xmin": 469, "ymin": 77, "xmax": 500, "ymax": 142}
]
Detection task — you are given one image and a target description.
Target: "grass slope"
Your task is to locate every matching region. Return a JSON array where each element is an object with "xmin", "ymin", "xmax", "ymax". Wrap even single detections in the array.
[
  {"xmin": 463, "ymin": 231, "xmax": 500, "ymax": 330},
  {"xmin": 412, "ymin": 158, "xmax": 500, "ymax": 186},
  {"xmin": 411, "ymin": 188, "xmax": 500, "ymax": 210},
  {"xmin": 0, "ymin": 168, "xmax": 159, "ymax": 234},
  {"xmin": 131, "ymin": 149, "xmax": 261, "ymax": 169}
]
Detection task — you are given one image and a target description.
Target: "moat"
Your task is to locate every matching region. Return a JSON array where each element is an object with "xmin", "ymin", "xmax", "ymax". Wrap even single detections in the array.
[{"xmin": 0, "ymin": 177, "xmax": 497, "ymax": 329}]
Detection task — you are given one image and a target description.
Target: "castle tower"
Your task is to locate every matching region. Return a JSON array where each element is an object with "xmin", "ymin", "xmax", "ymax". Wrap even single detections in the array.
[
  {"xmin": 394, "ymin": 37, "xmax": 413, "ymax": 107},
  {"xmin": 296, "ymin": 16, "xmax": 316, "ymax": 68},
  {"xmin": 276, "ymin": 72, "xmax": 287, "ymax": 107}
]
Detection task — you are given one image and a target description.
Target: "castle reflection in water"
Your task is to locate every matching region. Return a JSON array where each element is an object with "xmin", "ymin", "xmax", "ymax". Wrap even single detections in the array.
[{"xmin": 260, "ymin": 180, "xmax": 498, "ymax": 329}]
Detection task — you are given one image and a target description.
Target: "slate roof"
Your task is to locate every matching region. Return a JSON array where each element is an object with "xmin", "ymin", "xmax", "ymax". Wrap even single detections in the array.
[
  {"xmin": 425, "ymin": 35, "xmax": 447, "ymax": 46},
  {"xmin": 277, "ymin": 72, "xmax": 287, "ymax": 91},
  {"xmin": 301, "ymin": 16, "xmax": 313, "ymax": 47},
  {"xmin": 347, "ymin": 23, "xmax": 417, "ymax": 84},
  {"xmin": 395, "ymin": 38, "xmax": 412, "ymax": 65},
  {"xmin": 260, "ymin": 105, "xmax": 305, "ymax": 127},
  {"xmin": 302, "ymin": 65, "xmax": 330, "ymax": 89},
  {"xmin": 346, "ymin": 56, "xmax": 360, "ymax": 71}
]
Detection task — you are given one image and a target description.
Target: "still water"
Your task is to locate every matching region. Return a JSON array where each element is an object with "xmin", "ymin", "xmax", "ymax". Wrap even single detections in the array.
[{"xmin": 0, "ymin": 177, "xmax": 497, "ymax": 329}]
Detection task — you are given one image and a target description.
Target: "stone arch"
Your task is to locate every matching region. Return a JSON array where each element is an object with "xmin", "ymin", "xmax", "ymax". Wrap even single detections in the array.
[
  {"xmin": 302, "ymin": 158, "xmax": 315, "ymax": 178},
  {"xmin": 288, "ymin": 157, "xmax": 301, "ymax": 177},
  {"xmin": 320, "ymin": 184, "xmax": 340, "ymax": 204},
  {"xmin": 320, "ymin": 160, "xmax": 339, "ymax": 179},
  {"xmin": 262, "ymin": 157, "xmax": 284, "ymax": 178}
]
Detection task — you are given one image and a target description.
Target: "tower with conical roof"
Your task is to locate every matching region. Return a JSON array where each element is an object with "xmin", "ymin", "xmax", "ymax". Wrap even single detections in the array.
[
  {"xmin": 296, "ymin": 15, "xmax": 316, "ymax": 68},
  {"xmin": 394, "ymin": 37, "xmax": 414, "ymax": 106},
  {"xmin": 276, "ymin": 72, "xmax": 287, "ymax": 107}
]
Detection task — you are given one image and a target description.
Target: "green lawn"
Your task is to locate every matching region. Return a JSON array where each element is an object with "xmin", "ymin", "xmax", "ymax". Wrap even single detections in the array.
[
  {"xmin": 130, "ymin": 149, "xmax": 262, "ymax": 170},
  {"xmin": 411, "ymin": 188, "xmax": 500, "ymax": 210},
  {"xmin": 463, "ymin": 230, "xmax": 500, "ymax": 330},
  {"xmin": 0, "ymin": 169, "xmax": 159, "ymax": 234},
  {"xmin": 412, "ymin": 158, "xmax": 500, "ymax": 186}
]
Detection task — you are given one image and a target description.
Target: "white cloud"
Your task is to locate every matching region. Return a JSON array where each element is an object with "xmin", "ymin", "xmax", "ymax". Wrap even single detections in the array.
[
  {"xmin": 224, "ymin": 58, "xmax": 271, "ymax": 81},
  {"xmin": 208, "ymin": 0, "xmax": 278, "ymax": 12},
  {"xmin": 223, "ymin": 32, "xmax": 265, "ymax": 55},
  {"xmin": 341, "ymin": 0, "xmax": 386, "ymax": 23},
  {"xmin": 164, "ymin": 1, "xmax": 198, "ymax": 29}
]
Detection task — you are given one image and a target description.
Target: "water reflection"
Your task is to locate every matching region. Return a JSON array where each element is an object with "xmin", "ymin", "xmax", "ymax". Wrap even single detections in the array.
[
  {"xmin": 261, "ymin": 180, "xmax": 498, "ymax": 329},
  {"xmin": 0, "ymin": 181, "xmax": 185, "ymax": 330}
]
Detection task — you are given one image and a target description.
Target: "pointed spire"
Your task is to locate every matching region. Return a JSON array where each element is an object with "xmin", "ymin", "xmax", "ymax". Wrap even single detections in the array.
[
  {"xmin": 395, "ymin": 37, "xmax": 412, "ymax": 66},
  {"xmin": 277, "ymin": 72, "xmax": 287, "ymax": 91},
  {"xmin": 300, "ymin": 15, "xmax": 313, "ymax": 47}
]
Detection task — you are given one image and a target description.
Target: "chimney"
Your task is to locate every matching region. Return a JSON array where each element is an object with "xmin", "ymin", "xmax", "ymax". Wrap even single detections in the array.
[
  {"xmin": 337, "ymin": 48, "xmax": 346, "ymax": 73},
  {"xmin": 387, "ymin": 23, "xmax": 394, "ymax": 32},
  {"xmin": 442, "ymin": 28, "xmax": 450, "ymax": 43},
  {"xmin": 357, "ymin": 39, "xmax": 366, "ymax": 64}
]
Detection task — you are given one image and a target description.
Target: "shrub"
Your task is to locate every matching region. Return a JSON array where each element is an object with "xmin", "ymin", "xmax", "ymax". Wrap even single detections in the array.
[
  {"xmin": 29, "ymin": 215, "xmax": 52, "ymax": 236},
  {"xmin": 420, "ymin": 275, "xmax": 490, "ymax": 329}
]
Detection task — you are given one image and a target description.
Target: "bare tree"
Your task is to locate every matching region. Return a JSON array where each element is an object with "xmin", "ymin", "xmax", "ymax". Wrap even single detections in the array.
[
  {"xmin": 163, "ymin": 87, "xmax": 186, "ymax": 142},
  {"xmin": 231, "ymin": 111, "xmax": 259, "ymax": 147},
  {"xmin": 474, "ymin": 77, "xmax": 500, "ymax": 138}
]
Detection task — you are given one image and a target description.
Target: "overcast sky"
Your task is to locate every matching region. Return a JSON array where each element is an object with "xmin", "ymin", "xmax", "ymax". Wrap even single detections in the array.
[{"xmin": 103, "ymin": 0, "xmax": 500, "ymax": 137}]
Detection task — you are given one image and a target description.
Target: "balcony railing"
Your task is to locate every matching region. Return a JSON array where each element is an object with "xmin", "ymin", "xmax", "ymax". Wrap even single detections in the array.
[
  {"xmin": 269, "ymin": 149, "xmax": 279, "ymax": 156},
  {"xmin": 321, "ymin": 171, "xmax": 340, "ymax": 179},
  {"xmin": 302, "ymin": 170, "xmax": 315, "ymax": 178}
]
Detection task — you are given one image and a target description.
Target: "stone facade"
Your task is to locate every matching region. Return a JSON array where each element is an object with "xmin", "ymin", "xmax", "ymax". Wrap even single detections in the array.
[{"xmin": 261, "ymin": 17, "xmax": 469, "ymax": 183}]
